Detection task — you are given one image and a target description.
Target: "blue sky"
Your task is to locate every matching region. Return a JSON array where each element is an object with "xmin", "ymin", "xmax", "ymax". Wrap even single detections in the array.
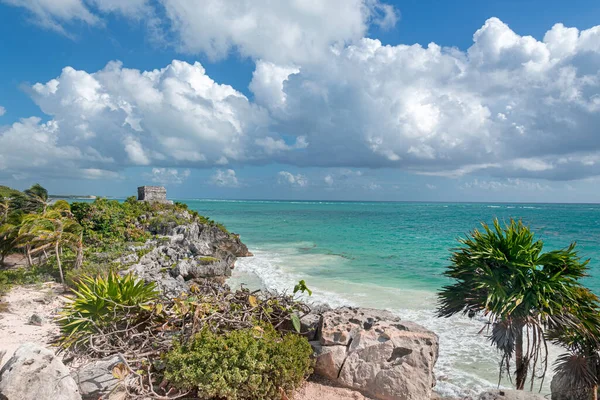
[{"xmin": 1, "ymin": 0, "xmax": 600, "ymax": 202}]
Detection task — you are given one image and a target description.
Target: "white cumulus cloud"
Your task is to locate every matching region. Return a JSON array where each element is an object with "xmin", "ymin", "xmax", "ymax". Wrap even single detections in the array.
[
  {"xmin": 1, "ymin": 0, "xmax": 99, "ymax": 35},
  {"xmin": 210, "ymin": 169, "xmax": 240, "ymax": 188},
  {"xmin": 249, "ymin": 18, "xmax": 600, "ymax": 180},
  {"xmin": 159, "ymin": 0, "xmax": 397, "ymax": 64},
  {"xmin": 278, "ymin": 171, "xmax": 308, "ymax": 187},
  {"xmin": 0, "ymin": 106, "xmax": 5, "ymax": 116},
  {"xmin": 3, "ymin": 16, "xmax": 600, "ymax": 185},
  {"xmin": 148, "ymin": 168, "xmax": 191, "ymax": 185}
]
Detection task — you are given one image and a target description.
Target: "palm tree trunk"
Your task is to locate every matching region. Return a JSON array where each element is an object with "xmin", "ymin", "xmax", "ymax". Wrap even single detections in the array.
[
  {"xmin": 74, "ymin": 241, "xmax": 83, "ymax": 269},
  {"xmin": 25, "ymin": 247, "xmax": 33, "ymax": 267},
  {"xmin": 515, "ymin": 328, "xmax": 527, "ymax": 390},
  {"xmin": 55, "ymin": 242, "xmax": 65, "ymax": 286},
  {"xmin": 592, "ymin": 385, "xmax": 598, "ymax": 400}
]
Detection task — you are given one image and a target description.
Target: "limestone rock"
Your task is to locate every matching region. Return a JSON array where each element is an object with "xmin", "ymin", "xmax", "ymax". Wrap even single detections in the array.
[
  {"xmin": 311, "ymin": 341, "xmax": 347, "ymax": 381},
  {"xmin": 28, "ymin": 313, "xmax": 43, "ymax": 326},
  {"xmin": 313, "ymin": 307, "xmax": 439, "ymax": 400},
  {"xmin": 479, "ymin": 390, "xmax": 546, "ymax": 400},
  {"xmin": 300, "ymin": 313, "xmax": 322, "ymax": 341},
  {"xmin": 72, "ymin": 355, "xmax": 125, "ymax": 400},
  {"xmin": 125, "ymin": 220, "xmax": 251, "ymax": 297},
  {"xmin": 0, "ymin": 342, "xmax": 82, "ymax": 400},
  {"xmin": 320, "ymin": 307, "xmax": 401, "ymax": 346}
]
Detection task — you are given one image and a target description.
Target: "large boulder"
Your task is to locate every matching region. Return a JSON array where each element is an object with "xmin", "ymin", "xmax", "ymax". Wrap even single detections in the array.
[
  {"xmin": 479, "ymin": 390, "xmax": 546, "ymax": 400},
  {"xmin": 312, "ymin": 307, "xmax": 439, "ymax": 400},
  {"xmin": 0, "ymin": 343, "xmax": 81, "ymax": 400},
  {"xmin": 72, "ymin": 355, "xmax": 125, "ymax": 400},
  {"xmin": 551, "ymin": 370, "xmax": 591, "ymax": 400}
]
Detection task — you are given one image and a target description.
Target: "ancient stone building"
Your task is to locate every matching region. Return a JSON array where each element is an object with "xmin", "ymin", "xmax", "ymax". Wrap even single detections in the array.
[{"xmin": 137, "ymin": 186, "xmax": 173, "ymax": 204}]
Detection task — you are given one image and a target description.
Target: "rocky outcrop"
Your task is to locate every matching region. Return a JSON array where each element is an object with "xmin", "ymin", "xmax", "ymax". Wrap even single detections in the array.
[
  {"xmin": 311, "ymin": 307, "xmax": 439, "ymax": 400},
  {"xmin": 125, "ymin": 220, "xmax": 251, "ymax": 297},
  {"xmin": 72, "ymin": 355, "xmax": 125, "ymax": 400},
  {"xmin": 479, "ymin": 390, "xmax": 546, "ymax": 400},
  {"xmin": 551, "ymin": 371, "xmax": 590, "ymax": 400},
  {"xmin": 0, "ymin": 342, "xmax": 82, "ymax": 400}
]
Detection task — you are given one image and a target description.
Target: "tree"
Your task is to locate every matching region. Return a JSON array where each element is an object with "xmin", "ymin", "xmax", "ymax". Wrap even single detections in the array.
[
  {"xmin": 0, "ymin": 212, "xmax": 23, "ymax": 265},
  {"xmin": 548, "ymin": 288, "xmax": 600, "ymax": 400},
  {"xmin": 17, "ymin": 210, "xmax": 83, "ymax": 286},
  {"xmin": 0, "ymin": 197, "xmax": 9, "ymax": 224},
  {"xmin": 24, "ymin": 183, "xmax": 49, "ymax": 213},
  {"xmin": 437, "ymin": 219, "xmax": 593, "ymax": 390}
]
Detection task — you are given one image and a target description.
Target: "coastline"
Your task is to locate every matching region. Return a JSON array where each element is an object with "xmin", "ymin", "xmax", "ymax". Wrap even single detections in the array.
[{"xmin": 228, "ymin": 244, "xmax": 559, "ymax": 398}]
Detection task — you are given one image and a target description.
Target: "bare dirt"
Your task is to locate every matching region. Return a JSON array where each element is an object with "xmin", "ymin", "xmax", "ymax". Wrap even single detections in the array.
[
  {"xmin": 0, "ymin": 283, "xmax": 65, "ymax": 368},
  {"xmin": 294, "ymin": 376, "xmax": 373, "ymax": 400}
]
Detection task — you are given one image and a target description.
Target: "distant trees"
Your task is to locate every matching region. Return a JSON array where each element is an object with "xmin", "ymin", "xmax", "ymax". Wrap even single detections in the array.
[{"xmin": 438, "ymin": 219, "xmax": 600, "ymax": 391}]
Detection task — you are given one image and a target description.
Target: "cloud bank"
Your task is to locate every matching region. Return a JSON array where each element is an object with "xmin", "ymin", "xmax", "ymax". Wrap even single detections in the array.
[{"xmin": 1, "ymin": 2, "xmax": 600, "ymax": 185}]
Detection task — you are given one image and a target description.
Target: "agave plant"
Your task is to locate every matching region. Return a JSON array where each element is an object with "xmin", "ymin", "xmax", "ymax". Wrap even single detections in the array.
[
  {"xmin": 438, "ymin": 219, "xmax": 594, "ymax": 390},
  {"xmin": 57, "ymin": 272, "xmax": 158, "ymax": 349}
]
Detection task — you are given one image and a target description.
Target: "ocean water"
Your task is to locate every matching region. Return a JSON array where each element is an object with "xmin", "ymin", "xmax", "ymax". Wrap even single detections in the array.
[{"xmin": 182, "ymin": 200, "xmax": 600, "ymax": 397}]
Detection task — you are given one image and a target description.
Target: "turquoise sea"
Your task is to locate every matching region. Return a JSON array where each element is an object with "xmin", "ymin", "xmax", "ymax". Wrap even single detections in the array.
[{"xmin": 182, "ymin": 200, "xmax": 600, "ymax": 396}]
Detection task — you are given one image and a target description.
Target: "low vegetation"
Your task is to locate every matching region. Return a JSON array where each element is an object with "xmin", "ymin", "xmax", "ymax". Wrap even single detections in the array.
[
  {"xmin": 165, "ymin": 326, "xmax": 313, "ymax": 400},
  {"xmin": 55, "ymin": 275, "xmax": 313, "ymax": 399},
  {"xmin": 1, "ymin": 183, "xmax": 316, "ymax": 399},
  {"xmin": 1, "ymin": 184, "xmax": 232, "ymax": 287},
  {"xmin": 57, "ymin": 272, "xmax": 159, "ymax": 349}
]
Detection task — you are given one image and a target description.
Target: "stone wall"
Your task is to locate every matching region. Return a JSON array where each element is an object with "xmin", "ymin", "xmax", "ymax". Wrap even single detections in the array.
[{"xmin": 137, "ymin": 186, "xmax": 172, "ymax": 204}]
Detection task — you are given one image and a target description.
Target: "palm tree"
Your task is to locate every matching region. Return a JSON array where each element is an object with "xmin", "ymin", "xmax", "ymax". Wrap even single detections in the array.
[
  {"xmin": 0, "ymin": 213, "xmax": 22, "ymax": 266},
  {"xmin": 24, "ymin": 183, "xmax": 49, "ymax": 213},
  {"xmin": 18, "ymin": 210, "xmax": 83, "ymax": 286},
  {"xmin": 437, "ymin": 219, "xmax": 593, "ymax": 390},
  {"xmin": 0, "ymin": 197, "xmax": 9, "ymax": 224},
  {"xmin": 548, "ymin": 288, "xmax": 600, "ymax": 400}
]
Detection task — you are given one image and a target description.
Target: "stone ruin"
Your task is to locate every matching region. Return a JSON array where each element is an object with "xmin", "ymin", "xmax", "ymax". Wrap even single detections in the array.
[{"xmin": 137, "ymin": 186, "xmax": 173, "ymax": 204}]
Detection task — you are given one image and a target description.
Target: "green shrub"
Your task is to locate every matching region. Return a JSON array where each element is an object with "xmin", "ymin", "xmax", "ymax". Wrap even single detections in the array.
[
  {"xmin": 58, "ymin": 272, "xmax": 158, "ymax": 348},
  {"xmin": 0, "ymin": 266, "xmax": 55, "ymax": 296},
  {"xmin": 148, "ymin": 214, "xmax": 186, "ymax": 234},
  {"xmin": 198, "ymin": 256, "xmax": 219, "ymax": 264},
  {"xmin": 164, "ymin": 326, "xmax": 313, "ymax": 400}
]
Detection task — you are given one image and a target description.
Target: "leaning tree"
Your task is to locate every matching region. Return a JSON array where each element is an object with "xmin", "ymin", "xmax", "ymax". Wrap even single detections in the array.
[{"xmin": 438, "ymin": 219, "xmax": 596, "ymax": 390}]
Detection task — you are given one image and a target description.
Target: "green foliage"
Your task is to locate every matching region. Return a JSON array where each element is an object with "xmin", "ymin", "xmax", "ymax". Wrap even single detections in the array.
[
  {"xmin": 0, "ymin": 184, "xmax": 49, "ymax": 218},
  {"xmin": 438, "ymin": 219, "xmax": 589, "ymax": 320},
  {"xmin": 148, "ymin": 214, "xmax": 187, "ymax": 234},
  {"xmin": 293, "ymin": 280, "xmax": 312, "ymax": 296},
  {"xmin": 0, "ymin": 266, "xmax": 55, "ymax": 296},
  {"xmin": 51, "ymin": 200, "xmax": 71, "ymax": 212},
  {"xmin": 57, "ymin": 272, "xmax": 158, "ymax": 348},
  {"xmin": 164, "ymin": 326, "xmax": 313, "ymax": 400},
  {"xmin": 0, "ymin": 185, "xmax": 23, "ymax": 199},
  {"xmin": 437, "ymin": 218, "xmax": 596, "ymax": 389},
  {"xmin": 198, "ymin": 256, "xmax": 219, "ymax": 264},
  {"xmin": 548, "ymin": 287, "xmax": 600, "ymax": 395}
]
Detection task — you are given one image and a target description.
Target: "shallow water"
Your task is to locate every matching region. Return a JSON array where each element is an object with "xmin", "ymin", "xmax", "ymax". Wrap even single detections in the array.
[{"xmin": 184, "ymin": 200, "xmax": 600, "ymax": 397}]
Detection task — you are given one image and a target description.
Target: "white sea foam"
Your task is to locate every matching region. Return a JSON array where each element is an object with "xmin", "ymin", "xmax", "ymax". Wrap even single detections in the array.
[{"xmin": 233, "ymin": 246, "xmax": 557, "ymax": 398}]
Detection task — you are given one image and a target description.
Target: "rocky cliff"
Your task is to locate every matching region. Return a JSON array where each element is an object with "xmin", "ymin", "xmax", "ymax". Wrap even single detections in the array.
[{"xmin": 123, "ymin": 219, "xmax": 252, "ymax": 297}]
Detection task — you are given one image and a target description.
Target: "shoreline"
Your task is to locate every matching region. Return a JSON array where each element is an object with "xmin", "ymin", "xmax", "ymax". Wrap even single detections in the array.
[{"xmin": 230, "ymin": 249, "xmax": 557, "ymax": 398}]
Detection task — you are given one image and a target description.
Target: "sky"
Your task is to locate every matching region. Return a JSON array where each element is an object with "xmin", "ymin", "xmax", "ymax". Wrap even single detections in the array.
[{"xmin": 1, "ymin": 1, "xmax": 600, "ymax": 202}]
